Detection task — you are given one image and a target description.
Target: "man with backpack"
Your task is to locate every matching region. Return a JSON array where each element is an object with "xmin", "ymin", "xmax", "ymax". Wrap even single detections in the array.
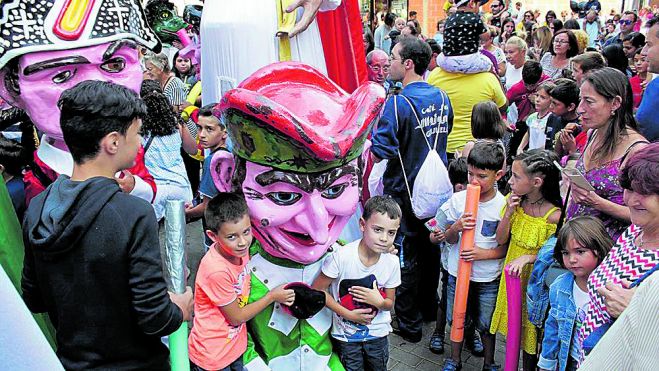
[{"xmin": 371, "ymin": 36, "xmax": 454, "ymax": 342}]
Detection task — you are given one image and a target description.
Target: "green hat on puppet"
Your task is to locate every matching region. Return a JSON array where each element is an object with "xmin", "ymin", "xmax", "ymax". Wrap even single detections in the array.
[{"xmin": 218, "ymin": 62, "xmax": 386, "ymax": 173}]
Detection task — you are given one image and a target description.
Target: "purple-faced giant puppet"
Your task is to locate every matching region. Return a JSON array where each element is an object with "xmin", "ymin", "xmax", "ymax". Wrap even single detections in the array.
[
  {"xmin": 210, "ymin": 62, "xmax": 385, "ymax": 370},
  {"xmin": 0, "ymin": 0, "xmax": 163, "ymax": 203}
]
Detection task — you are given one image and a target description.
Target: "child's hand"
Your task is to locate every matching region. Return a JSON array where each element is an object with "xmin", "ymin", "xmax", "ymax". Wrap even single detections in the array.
[
  {"xmin": 430, "ymin": 229, "xmax": 446, "ymax": 244},
  {"xmin": 345, "ymin": 308, "xmax": 376, "ymax": 325},
  {"xmin": 507, "ymin": 255, "xmax": 531, "ymax": 277},
  {"xmin": 504, "ymin": 194, "xmax": 521, "ymax": 218},
  {"xmin": 269, "ymin": 285, "xmax": 296, "ymax": 307},
  {"xmin": 349, "ymin": 281, "xmax": 385, "ymax": 309},
  {"xmin": 115, "ymin": 170, "xmax": 136, "ymax": 193},
  {"xmin": 455, "ymin": 212, "xmax": 476, "ymax": 232},
  {"xmin": 169, "ymin": 286, "xmax": 194, "ymax": 322},
  {"xmin": 460, "ymin": 245, "xmax": 489, "ymax": 262},
  {"xmin": 386, "ymin": 244, "xmax": 399, "ymax": 255}
]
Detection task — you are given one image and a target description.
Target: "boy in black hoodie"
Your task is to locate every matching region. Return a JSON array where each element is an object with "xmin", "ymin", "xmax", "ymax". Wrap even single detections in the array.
[{"xmin": 22, "ymin": 80, "xmax": 193, "ymax": 370}]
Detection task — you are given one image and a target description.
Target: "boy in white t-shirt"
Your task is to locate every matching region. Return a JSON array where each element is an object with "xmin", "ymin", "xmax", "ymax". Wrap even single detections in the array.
[
  {"xmin": 429, "ymin": 157, "xmax": 486, "ymax": 357},
  {"xmin": 440, "ymin": 142, "xmax": 507, "ymax": 371},
  {"xmin": 313, "ymin": 196, "xmax": 402, "ymax": 371}
]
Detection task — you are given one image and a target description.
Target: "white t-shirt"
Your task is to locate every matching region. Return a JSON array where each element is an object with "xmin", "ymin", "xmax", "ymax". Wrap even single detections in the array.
[
  {"xmin": 505, "ymin": 62, "xmax": 523, "ymax": 91},
  {"xmin": 571, "ymin": 280, "xmax": 590, "ymax": 358},
  {"xmin": 527, "ymin": 112, "xmax": 551, "ymax": 150},
  {"xmin": 573, "ymin": 281, "xmax": 590, "ymax": 311},
  {"xmin": 441, "ymin": 190, "xmax": 506, "ymax": 282},
  {"xmin": 505, "ymin": 63, "xmax": 524, "ymax": 124},
  {"xmin": 322, "ymin": 239, "xmax": 401, "ymax": 342}
]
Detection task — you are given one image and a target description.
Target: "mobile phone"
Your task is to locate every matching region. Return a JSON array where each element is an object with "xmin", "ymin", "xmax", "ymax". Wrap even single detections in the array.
[
  {"xmin": 554, "ymin": 161, "xmax": 595, "ymax": 191},
  {"xmin": 425, "ymin": 210, "xmax": 450, "ymax": 232}
]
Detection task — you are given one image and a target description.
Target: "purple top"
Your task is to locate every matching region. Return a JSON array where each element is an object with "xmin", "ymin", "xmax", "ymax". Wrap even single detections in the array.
[
  {"xmin": 566, "ymin": 155, "xmax": 628, "ymax": 241},
  {"xmin": 566, "ymin": 136, "xmax": 646, "ymax": 241}
]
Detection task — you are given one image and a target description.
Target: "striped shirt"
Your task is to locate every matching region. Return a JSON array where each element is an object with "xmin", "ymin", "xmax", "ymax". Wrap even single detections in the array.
[
  {"xmin": 163, "ymin": 76, "xmax": 188, "ymax": 106},
  {"xmin": 163, "ymin": 76, "xmax": 198, "ymax": 137},
  {"xmin": 578, "ymin": 224, "xmax": 659, "ymax": 357}
]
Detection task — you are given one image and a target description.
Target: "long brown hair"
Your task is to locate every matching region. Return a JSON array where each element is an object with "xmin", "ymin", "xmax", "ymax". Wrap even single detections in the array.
[
  {"xmin": 533, "ymin": 26, "xmax": 552, "ymax": 55},
  {"xmin": 583, "ymin": 67, "xmax": 638, "ymax": 164}
]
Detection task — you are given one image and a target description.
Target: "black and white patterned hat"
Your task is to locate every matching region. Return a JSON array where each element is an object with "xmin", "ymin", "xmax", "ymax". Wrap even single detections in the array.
[{"xmin": 0, "ymin": 0, "xmax": 161, "ymax": 70}]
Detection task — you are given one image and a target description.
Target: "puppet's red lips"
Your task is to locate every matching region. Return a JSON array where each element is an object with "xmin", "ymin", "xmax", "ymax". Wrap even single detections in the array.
[
  {"xmin": 278, "ymin": 218, "xmax": 336, "ymax": 246},
  {"xmin": 280, "ymin": 229, "xmax": 316, "ymax": 246}
]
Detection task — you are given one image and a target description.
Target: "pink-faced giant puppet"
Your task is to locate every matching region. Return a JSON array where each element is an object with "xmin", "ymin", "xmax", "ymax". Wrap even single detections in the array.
[
  {"xmin": 210, "ymin": 62, "xmax": 385, "ymax": 370},
  {"xmin": 0, "ymin": 0, "xmax": 161, "ymax": 203}
]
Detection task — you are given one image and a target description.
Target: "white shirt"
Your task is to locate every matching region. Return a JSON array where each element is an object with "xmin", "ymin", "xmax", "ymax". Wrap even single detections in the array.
[
  {"xmin": 505, "ymin": 62, "xmax": 524, "ymax": 124},
  {"xmin": 571, "ymin": 280, "xmax": 590, "ymax": 359},
  {"xmin": 321, "ymin": 239, "xmax": 401, "ymax": 342},
  {"xmin": 441, "ymin": 190, "xmax": 506, "ymax": 282},
  {"xmin": 527, "ymin": 112, "xmax": 551, "ymax": 150},
  {"xmin": 573, "ymin": 281, "xmax": 590, "ymax": 311},
  {"xmin": 504, "ymin": 62, "xmax": 523, "ymax": 91}
]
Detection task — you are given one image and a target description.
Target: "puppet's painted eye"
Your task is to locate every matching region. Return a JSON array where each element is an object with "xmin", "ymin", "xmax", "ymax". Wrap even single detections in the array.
[
  {"xmin": 322, "ymin": 183, "xmax": 347, "ymax": 199},
  {"xmin": 266, "ymin": 192, "xmax": 301, "ymax": 206},
  {"xmin": 52, "ymin": 69, "xmax": 75, "ymax": 84},
  {"xmin": 100, "ymin": 58, "xmax": 126, "ymax": 73}
]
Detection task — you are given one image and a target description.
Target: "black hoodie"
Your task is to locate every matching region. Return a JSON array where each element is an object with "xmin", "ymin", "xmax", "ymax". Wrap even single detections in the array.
[{"xmin": 22, "ymin": 176, "xmax": 182, "ymax": 370}]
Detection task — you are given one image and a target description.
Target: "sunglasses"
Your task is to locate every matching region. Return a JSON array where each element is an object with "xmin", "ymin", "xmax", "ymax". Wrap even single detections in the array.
[{"xmin": 620, "ymin": 20, "xmax": 634, "ymax": 26}]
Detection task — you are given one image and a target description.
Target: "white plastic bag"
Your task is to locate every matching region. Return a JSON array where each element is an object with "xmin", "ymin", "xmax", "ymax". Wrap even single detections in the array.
[
  {"xmin": 395, "ymin": 95, "xmax": 453, "ymax": 219},
  {"xmin": 410, "ymin": 149, "xmax": 453, "ymax": 219}
]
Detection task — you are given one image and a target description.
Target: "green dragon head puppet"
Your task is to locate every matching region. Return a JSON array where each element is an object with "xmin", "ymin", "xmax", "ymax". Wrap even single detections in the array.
[{"xmin": 145, "ymin": 0, "xmax": 187, "ymax": 45}]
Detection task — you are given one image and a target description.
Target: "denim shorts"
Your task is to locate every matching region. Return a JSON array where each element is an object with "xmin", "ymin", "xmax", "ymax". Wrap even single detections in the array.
[
  {"xmin": 334, "ymin": 336, "xmax": 389, "ymax": 371},
  {"xmin": 445, "ymin": 274, "xmax": 499, "ymax": 334}
]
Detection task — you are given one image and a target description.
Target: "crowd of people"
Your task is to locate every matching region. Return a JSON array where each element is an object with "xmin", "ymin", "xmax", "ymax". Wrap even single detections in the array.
[
  {"xmin": 364, "ymin": 1, "xmax": 659, "ymax": 371},
  {"xmin": 0, "ymin": 1, "xmax": 658, "ymax": 371}
]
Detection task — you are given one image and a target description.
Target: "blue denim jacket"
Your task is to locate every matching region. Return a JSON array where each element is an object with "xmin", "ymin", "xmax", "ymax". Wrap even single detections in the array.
[
  {"xmin": 538, "ymin": 272, "xmax": 577, "ymax": 371},
  {"xmin": 527, "ymin": 236, "xmax": 556, "ymax": 327}
]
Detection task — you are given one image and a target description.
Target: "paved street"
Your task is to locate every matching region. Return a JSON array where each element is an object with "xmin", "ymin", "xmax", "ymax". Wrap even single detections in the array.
[{"xmin": 387, "ymin": 321, "xmax": 509, "ymax": 371}]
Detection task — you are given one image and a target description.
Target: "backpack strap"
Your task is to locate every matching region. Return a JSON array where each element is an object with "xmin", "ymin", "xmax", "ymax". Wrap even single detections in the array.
[
  {"xmin": 143, "ymin": 135, "xmax": 156, "ymax": 154},
  {"xmin": 397, "ymin": 92, "xmax": 446, "ymax": 151},
  {"xmin": 394, "ymin": 96, "xmax": 415, "ymax": 206}
]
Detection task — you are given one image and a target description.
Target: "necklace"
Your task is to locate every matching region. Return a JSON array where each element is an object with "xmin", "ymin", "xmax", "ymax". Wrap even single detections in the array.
[
  {"xmin": 524, "ymin": 195, "xmax": 545, "ymax": 217},
  {"xmin": 527, "ymin": 196, "xmax": 544, "ymax": 205}
]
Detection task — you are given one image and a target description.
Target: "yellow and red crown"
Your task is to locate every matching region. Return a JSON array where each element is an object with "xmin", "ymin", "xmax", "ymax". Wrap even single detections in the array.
[{"xmin": 0, "ymin": 0, "xmax": 160, "ymax": 69}]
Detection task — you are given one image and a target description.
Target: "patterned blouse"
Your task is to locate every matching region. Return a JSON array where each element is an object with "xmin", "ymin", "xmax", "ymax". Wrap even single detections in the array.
[
  {"xmin": 566, "ymin": 137, "xmax": 646, "ymax": 242},
  {"xmin": 540, "ymin": 52, "xmax": 568, "ymax": 79},
  {"xmin": 578, "ymin": 225, "xmax": 659, "ymax": 358}
]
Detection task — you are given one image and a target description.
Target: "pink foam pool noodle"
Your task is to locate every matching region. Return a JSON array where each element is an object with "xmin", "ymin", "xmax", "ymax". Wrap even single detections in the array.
[{"xmin": 504, "ymin": 265, "xmax": 522, "ymax": 371}]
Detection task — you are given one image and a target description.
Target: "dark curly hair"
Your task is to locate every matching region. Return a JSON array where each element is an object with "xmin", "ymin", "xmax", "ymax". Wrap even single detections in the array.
[{"xmin": 140, "ymin": 79, "xmax": 180, "ymax": 137}]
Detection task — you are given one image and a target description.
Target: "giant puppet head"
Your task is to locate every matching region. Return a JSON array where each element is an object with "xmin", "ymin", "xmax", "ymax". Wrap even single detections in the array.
[
  {"xmin": 0, "ymin": 0, "xmax": 160, "ymax": 145},
  {"xmin": 145, "ymin": 0, "xmax": 187, "ymax": 45},
  {"xmin": 212, "ymin": 62, "xmax": 385, "ymax": 265},
  {"xmin": 183, "ymin": 4, "xmax": 202, "ymax": 35}
]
